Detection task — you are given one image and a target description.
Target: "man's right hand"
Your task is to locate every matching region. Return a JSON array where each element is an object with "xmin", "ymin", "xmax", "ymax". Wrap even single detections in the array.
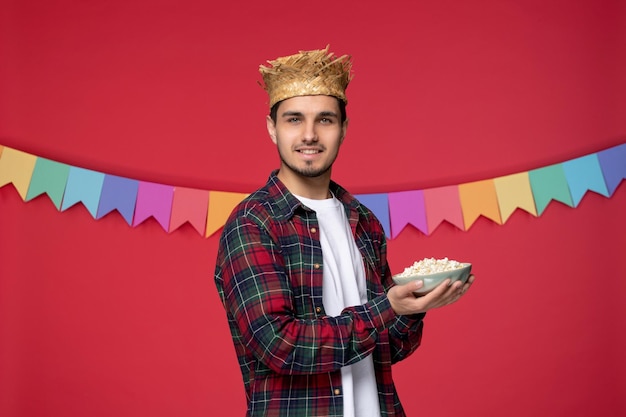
[{"xmin": 387, "ymin": 274, "xmax": 475, "ymax": 315}]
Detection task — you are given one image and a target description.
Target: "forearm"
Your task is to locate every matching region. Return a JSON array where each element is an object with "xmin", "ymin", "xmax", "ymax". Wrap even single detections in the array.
[
  {"xmin": 226, "ymin": 280, "xmax": 397, "ymax": 375},
  {"xmin": 217, "ymin": 217, "xmax": 398, "ymax": 375},
  {"xmin": 379, "ymin": 256, "xmax": 425, "ymax": 362}
]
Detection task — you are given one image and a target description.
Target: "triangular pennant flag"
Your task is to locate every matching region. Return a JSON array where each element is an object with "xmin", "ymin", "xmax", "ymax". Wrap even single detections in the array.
[
  {"xmin": 170, "ymin": 187, "xmax": 209, "ymax": 235},
  {"xmin": 206, "ymin": 191, "xmax": 249, "ymax": 238},
  {"xmin": 423, "ymin": 186, "xmax": 464, "ymax": 234},
  {"xmin": 388, "ymin": 190, "xmax": 427, "ymax": 238},
  {"xmin": 61, "ymin": 167, "xmax": 106, "ymax": 217},
  {"xmin": 493, "ymin": 172, "xmax": 537, "ymax": 223},
  {"xmin": 528, "ymin": 164, "xmax": 574, "ymax": 215},
  {"xmin": 132, "ymin": 182, "xmax": 174, "ymax": 231},
  {"xmin": 355, "ymin": 193, "xmax": 391, "ymax": 238},
  {"xmin": 562, "ymin": 154, "xmax": 609, "ymax": 207},
  {"xmin": 96, "ymin": 175, "xmax": 139, "ymax": 225},
  {"xmin": 597, "ymin": 143, "xmax": 626, "ymax": 196},
  {"xmin": 459, "ymin": 179, "xmax": 502, "ymax": 229},
  {"xmin": 0, "ymin": 147, "xmax": 38, "ymax": 200},
  {"xmin": 25, "ymin": 158, "xmax": 71, "ymax": 209}
]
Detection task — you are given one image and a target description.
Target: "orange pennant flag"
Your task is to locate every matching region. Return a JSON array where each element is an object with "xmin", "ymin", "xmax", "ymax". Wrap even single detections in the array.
[
  {"xmin": 493, "ymin": 172, "xmax": 538, "ymax": 222},
  {"xmin": 170, "ymin": 187, "xmax": 210, "ymax": 235},
  {"xmin": 458, "ymin": 179, "xmax": 502, "ymax": 229},
  {"xmin": 0, "ymin": 147, "xmax": 38, "ymax": 200},
  {"xmin": 205, "ymin": 191, "xmax": 249, "ymax": 238}
]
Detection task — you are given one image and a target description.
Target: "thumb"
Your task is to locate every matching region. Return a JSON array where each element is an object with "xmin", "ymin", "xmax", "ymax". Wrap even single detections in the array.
[{"xmin": 397, "ymin": 279, "xmax": 423, "ymax": 296}]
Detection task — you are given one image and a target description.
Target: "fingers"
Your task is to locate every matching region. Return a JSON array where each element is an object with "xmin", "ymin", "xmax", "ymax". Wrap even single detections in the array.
[
  {"xmin": 460, "ymin": 274, "xmax": 475, "ymax": 294},
  {"xmin": 420, "ymin": 278, "xmax": 466, "ymax": 308},
  {"xmin": 414, "ymin": 278, "xmax": 454, "ymax": 307},
  {"xmin": 448, "ymin": 274, "xmax": 475, "ymax": 303},
  {"xmin": 395, "ymin": 279, "xmax": 424, "ymax": 298},
  {"xmin": 390, "ymin": 275, "xmax": 476, "ymax": 315}
]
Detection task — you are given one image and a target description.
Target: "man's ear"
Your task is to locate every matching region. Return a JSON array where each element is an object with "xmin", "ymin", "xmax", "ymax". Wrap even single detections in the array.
[
  {"xmin": 266, "ymin": 115, "xmax": 277, "ymax": 144},
  {"xmin": 340, "ymin": 118, "xmax": 349, "ymax": 144}
]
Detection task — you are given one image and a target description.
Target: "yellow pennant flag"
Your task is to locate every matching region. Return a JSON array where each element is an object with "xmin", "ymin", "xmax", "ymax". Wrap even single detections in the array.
[
  {"xmin": 205, "ymin": 191, "xmax": 249, "ymax": 238},
  {"xmin": 0, "ymin": 147, "xmax": 38, "ymax": 200},
  {"xmin": 458, "ymin": 179, "xmax": 502, "ymax": 229},
  {"xmin": 493, "ymin": 172, "xmax": 538, "ymax": 223}
]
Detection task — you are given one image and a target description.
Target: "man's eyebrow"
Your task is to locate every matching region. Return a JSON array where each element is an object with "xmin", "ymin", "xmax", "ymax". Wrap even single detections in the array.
[
  {"xmin": 280, "ymin": 111, "xmax": 304, "ymax": 118},
  {"xmin": 279, "ymin": 110, "xmax": 338, "ymax": 118}
]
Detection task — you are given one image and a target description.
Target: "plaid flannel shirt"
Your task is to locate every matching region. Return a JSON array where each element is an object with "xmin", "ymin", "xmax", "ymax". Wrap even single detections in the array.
[{"xmin": 214, "ymin": 171, "xmax": 425, "ymax": 416}]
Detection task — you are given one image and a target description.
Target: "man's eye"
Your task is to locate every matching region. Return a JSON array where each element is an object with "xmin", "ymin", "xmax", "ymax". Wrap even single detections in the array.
[
  {"xmin": 287, "ymin": 117, "xmax": 300, "ymax": 123},
  {"xmin": 320, "ymin": 118, "xmax": 333, "ymax": 124}
]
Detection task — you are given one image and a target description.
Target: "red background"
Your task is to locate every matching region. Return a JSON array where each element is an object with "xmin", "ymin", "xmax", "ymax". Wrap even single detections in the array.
[{"xmin": 1, "ymin": 0, "xmax": 625, "ymax": 416}]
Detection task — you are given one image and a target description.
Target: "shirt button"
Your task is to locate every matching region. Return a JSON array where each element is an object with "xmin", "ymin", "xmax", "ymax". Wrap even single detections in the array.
[
  {"xmin": 315, "ymin": 307, "xmax": 322, "ymax": 314},
  {"xmin": 310, "ymin": 227, "xmax": 317, "ymax": 233},
  {"xmin": 334, "ymin": 388, "xmax": 341, "ymax": 395},
  {"xmin": 314, "ymin": 264, "xmax": 320, "ymax": 269}
]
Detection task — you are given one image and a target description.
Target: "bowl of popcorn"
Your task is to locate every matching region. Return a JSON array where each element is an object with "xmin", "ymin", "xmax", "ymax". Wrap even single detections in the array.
[{"xmin": 392, "ymin": 257, "xmax": 472, "ymax": 295}]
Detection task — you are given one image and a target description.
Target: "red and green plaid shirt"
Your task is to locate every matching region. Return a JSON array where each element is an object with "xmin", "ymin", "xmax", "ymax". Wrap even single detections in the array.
[{"xmin": 214, "ymin": 171, "xmax": 424, "ymax": 416}]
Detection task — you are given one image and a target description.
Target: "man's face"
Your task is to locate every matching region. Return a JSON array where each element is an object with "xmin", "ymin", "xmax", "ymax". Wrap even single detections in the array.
[{"xmin": 266, "ymin": 95, "xmax": 348, "ymax": 180}]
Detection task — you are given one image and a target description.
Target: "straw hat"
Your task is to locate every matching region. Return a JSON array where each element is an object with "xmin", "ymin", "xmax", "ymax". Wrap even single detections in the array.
[{"xmin": 259, "ymin": 45, "xmax": 353, "ymax": 108}]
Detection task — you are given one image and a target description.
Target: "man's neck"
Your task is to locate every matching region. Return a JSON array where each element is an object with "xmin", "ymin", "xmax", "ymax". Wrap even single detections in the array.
[{"xmin": 277, "ymin": 169, "xmax": 332, "ymax": 200}]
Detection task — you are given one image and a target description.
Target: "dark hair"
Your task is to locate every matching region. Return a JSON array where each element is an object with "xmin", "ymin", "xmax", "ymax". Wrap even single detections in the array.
[{"xmin": 269, "ymin": 97, "xmax": 347, "ymax": 124}]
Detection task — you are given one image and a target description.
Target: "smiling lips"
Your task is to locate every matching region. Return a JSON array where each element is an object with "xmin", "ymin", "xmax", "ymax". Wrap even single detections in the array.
[{"xmin": 297, "ymin": 148, "xmax": 323, "ymax": 156}]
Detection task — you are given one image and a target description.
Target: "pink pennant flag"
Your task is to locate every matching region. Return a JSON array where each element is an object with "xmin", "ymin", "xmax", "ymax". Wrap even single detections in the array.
[
  {"xmin": 132, "ymin": 181, "xmax": 175, "ymax": 231},
  {"xmin": 423, "ymin": 185, "xmax": 464, "ymax": 234},
  {"xmin": 169, "ymin": 187, "xmax": 210, "ymax": 235},
  {"xmin": 388, "ymin": 190, "xmax": 427, "ymax": 238},
  {"xmin": 458, "ymin": 179, "xmax": 502, "ymax": 229}
]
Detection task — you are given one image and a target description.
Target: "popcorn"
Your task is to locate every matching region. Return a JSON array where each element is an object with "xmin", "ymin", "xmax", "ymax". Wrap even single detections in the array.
[{"xmin": 397, "ymin": 257, "xmax": 463, "ymax": 277}]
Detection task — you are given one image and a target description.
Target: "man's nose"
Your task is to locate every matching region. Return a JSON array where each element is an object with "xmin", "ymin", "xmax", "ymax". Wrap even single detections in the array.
[{"xmin": 302, "ymin": 121, "xmax": 318, "ymax": 142}]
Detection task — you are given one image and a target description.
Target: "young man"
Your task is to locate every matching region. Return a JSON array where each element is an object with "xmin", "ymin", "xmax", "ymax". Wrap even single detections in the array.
[{"xmin": 214, "ymin": 46, "xmax": 474, "ymax": 417}]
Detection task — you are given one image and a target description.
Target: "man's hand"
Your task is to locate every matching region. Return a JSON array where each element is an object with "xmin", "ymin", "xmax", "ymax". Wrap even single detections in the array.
[{"xmin": 388, "ymin": 274, "xmax": 475, "ymax": 316}]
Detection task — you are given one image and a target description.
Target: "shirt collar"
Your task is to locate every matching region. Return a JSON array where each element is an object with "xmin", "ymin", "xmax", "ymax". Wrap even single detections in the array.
[{"xmin": 264, "ymin": 170, "xmax": 360, "ymax": 219}]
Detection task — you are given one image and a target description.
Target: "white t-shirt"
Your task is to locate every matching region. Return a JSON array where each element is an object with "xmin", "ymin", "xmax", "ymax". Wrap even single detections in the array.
[{"xmin": 295, "ymin": 193, "xmax": 381, "ymax": 417}]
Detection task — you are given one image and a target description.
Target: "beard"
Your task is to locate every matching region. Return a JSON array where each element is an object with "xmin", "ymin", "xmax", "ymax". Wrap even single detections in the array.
[{"xmin": 279, "ymin": 154, "xmax": 333, "ymax": 178}]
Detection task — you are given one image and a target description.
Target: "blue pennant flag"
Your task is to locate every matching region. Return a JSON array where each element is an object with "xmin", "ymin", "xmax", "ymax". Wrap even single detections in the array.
[
  {"xmin": 96, "ymin": 175, "xmax": 140, "ymax": 225},
  {"xmin": 562, "ymin": 154, "xmax": 609, "ymax": 207},
  {"xmin": 597, "ymin": 143, "xmax": 626, "ymax": 196},
  {"xmin": 355, "ymin": 193, "xmax": 390, "ymax": 238},
  {"xmin": 61, "ymin": 167, "xmax": 105, "ymax": 217}
]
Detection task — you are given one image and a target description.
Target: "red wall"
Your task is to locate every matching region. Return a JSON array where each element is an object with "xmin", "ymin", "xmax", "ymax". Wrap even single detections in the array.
[{"xmin": 1, "ymin": 1, "xmax": 625, "ymax": 416}]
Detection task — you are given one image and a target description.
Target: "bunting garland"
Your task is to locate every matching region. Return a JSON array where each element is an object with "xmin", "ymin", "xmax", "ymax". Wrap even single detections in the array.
[{"xmin": 0, "ymin": 143, "xmax": 625, "ymax": 239}]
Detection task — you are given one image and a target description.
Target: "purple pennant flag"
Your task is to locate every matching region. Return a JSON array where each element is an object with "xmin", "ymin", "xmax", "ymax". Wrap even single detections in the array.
[
  {"xmin": 597, "ymin": 143, "xmax": 626, "ymax": 196},
  {"xmin": 355, "ymin": 193, "xmax": 391, "ymax": 238},
  {"xmin": 132, "ymin": 181, "xmax": 175, "ymax": 231},
  {"xmin": 96, "ymin": 175, "xmax": 139, "ymax": 225},
  {"xmin": 388, "ymin": 190, "xmax": 427, "ymax": 238}
]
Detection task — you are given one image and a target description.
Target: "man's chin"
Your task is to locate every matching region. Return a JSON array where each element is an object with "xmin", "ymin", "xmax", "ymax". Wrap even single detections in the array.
[
  {"xmin": 298, "ymin": 165, "xmax": 332, "ymax": 178},
  {"xmin": 282, "ymin": 160, "xmax": 331, "ymax": 179}
]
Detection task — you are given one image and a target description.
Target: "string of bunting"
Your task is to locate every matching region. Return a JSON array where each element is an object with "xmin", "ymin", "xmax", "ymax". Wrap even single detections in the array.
[{"xmin": 0, "ymin": 143, "xmax": 624, "ymax": 239}]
